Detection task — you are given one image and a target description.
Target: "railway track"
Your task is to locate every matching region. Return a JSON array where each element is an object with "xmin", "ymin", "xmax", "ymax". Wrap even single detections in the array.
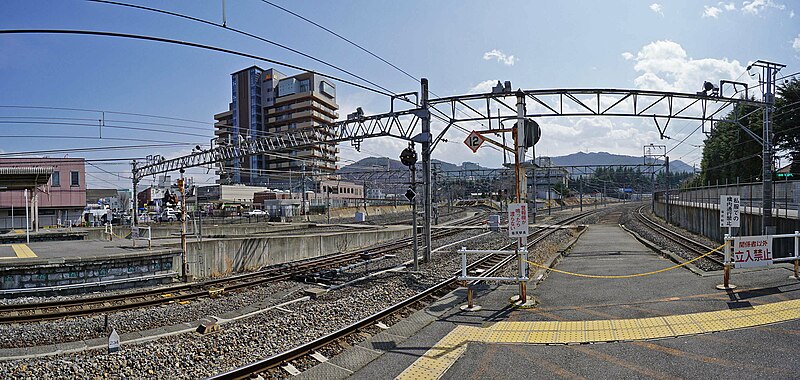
[
  {"xmin": 634, "ymin": 205, "xmax": 724, "ymax": 268},
  {"xmin": 0, "ymin": 212, "xmax": 488, "ymax": 324},
  {"xmin": 209, "ymin": 209, "xmax": 596, "ymax": 380}
]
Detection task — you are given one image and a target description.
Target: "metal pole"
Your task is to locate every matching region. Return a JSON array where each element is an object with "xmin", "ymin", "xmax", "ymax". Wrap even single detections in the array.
[
  {"xmin": 665, "ymin": 156, "xmax": 670, "ymax": 223},
  {"xmin": 24, "ymin": 189, "xmax": 29, "ymax": 244},
  {"xmin": 515, "ymin": 90, "xmax": 528, "ymax": 303},
  {"xmin": 179, "ymin": 169, "xmax": 188, "ymax": 282},
  {"xmin": 411, "ymin": 165, "xmax": 418, "ymax": 271},
  {"xmin": 421, "ymin": 78, "xmax": 433, "ymax": 263},
  {"xmin": 753, "ymin": 61, "xmax": 784, "ymax": 235},
  {"xmin": 579, "ymin": 175, "xmax": 583, "ymax": 212},
  {"xmin": 326, "ymin": 188, "xmax": 330, "ymax": 224},
  {"xmin": 131, "ymin": 161, "xmax": 138, "ymax": 229},
  {"xmin": 197, "ymin": 188, "xmax": 202, "ymax": 242}
]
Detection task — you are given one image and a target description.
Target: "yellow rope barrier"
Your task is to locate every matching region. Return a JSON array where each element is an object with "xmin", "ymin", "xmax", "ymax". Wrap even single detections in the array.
[{"xmin": 525, "ymin": 242, "xmax": 729, "ymax": 279}]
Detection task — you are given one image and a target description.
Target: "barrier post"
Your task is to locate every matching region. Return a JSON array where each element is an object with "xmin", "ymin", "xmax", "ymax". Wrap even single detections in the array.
[
  {"xmin": 717, "ymin": 233, "xmax": 736, "ymax": 290},
  {"xmin": 794, "ymin": 231, "xmax": 799, "ymax": 279},
  {"xmin": 148, "ymin": 226, "xmax": 152, "ymax": 250}
]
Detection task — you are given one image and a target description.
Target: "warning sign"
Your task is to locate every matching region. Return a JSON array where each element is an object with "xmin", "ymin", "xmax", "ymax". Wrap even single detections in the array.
[
  {"xmin": 732, "ymin": 235, "xmax": 773, "ymax": 268},
  {"xmin": 719, "ymin": 195, "xmax": 741, "ymax": 228},
  {"xmin": 508, "ymin": 203, "xmax": 528, "ymax": 238}
]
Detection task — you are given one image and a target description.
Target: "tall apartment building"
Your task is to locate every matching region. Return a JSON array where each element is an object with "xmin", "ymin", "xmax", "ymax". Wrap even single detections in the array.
[{"xmin": 214, "ymin": 66, "xmax": 339, "ymax": 186}]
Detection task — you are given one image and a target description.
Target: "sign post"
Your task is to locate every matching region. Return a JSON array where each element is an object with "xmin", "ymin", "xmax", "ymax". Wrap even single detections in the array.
[{"xmin": 718, "ymin": 195, "xmax": 741, "ymax": 290}]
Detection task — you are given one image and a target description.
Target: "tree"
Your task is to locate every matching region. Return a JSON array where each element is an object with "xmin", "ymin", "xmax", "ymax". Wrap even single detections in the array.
[
  {"xmin": 774, "ymin": 78, "xmax": 800, "ymax": 173},
  {"xmin": 698, "ymin": 103, "xmax": 762, "ymax": 184}
]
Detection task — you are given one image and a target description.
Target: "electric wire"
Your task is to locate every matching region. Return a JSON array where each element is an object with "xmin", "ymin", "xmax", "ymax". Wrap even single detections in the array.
[
  {"xmin": 86, "ymin": 0, "xmax": 399, "ymax": 96},
  {"xmin": 0, "ymin": 29, "xmax": 395, "ymax": 98}
]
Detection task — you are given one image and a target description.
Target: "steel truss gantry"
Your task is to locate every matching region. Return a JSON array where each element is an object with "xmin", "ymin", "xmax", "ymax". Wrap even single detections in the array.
[{"xmin": 132, "ymin": 74, "xmax": 777, "ymax": 259}]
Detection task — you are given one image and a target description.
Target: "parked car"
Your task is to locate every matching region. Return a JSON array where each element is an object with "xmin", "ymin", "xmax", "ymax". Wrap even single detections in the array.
[
  {"xmin": 158, "ymin": 209, "xmax": 181, "ymax": 222},
  {"xmin": 247, "ymin": 209, "xmax": 268, "ymax": 217}
]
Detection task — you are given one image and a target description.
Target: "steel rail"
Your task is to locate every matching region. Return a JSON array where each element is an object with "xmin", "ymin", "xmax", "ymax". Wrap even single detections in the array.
[
  {"xmin": 0, "ymin": 214, "xmax": 488, "ymax": 323},
  {"xmin": 208, "ymin": 210, "xmax": 596, "ymax": 380},
  {"xmin": 635, "ymin": 206, "xmax": 724, "ymax": 267}
]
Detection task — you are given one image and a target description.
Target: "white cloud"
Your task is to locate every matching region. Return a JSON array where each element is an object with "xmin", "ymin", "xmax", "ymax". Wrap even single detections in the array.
[
  {"xmin": 793, "ymin": 34, "xmax": 800, "ymax": 51},
  {"xmin": 722, "ymin": 2, "xmax": 736, "ymax": 10},
  {"xmin": 703, "ymin": 6, "xmax": 722, "ymax": 17},
  {"xmin": 649, "ymin": 3, "xmax": 664, "ymax": 15},
  {"xmin": 790, "ymin": 9, "xmax": 795, "ymax": 17},
  {"xmin": 742, "ymin": 0, "xmax": 785, "ymax": 15},
  {"xmin": 621, "ymin": 52, "xmax": 634, "ymax": 60},
  {"xmin": 469, "ymin": 79, "xmax": 500, "ymax": 94},
  {"xmin": 483, "ymin": 49, "xmax": 517, "ymax": 66},
  {"xmin": 627, "ymin": 40, "xmax": 750, "ymax": 93}
]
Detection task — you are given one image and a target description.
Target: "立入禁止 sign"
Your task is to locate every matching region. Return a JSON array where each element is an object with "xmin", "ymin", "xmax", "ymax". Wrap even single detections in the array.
[{"xmin": 732, "ymin": 235, "xmax": 772, "ymax": 268}]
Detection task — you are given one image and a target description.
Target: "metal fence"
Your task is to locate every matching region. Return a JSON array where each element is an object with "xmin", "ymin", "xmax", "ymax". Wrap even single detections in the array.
[{"xmin": 661, "ymin": 180, "xmax": 799, "ymax": 216}]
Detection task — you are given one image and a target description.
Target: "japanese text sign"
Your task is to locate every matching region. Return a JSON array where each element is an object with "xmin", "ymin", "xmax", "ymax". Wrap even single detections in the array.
[
  {"xmin": 719, "ymin": 195, "xmax": 740, "ymax": 228},
  {"xmin": 508, "ymin": 203, "xmax": 529, "ymax": 238},
  {"xmin": 732, "ymin": 235, "xmax": 773, "ymax": 268}
]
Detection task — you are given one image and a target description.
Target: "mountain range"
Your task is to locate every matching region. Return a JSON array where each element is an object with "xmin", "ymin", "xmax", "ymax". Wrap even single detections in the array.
[{"xmin": 339, "ymin": 152, "xmax": 695, "ymax": 174}]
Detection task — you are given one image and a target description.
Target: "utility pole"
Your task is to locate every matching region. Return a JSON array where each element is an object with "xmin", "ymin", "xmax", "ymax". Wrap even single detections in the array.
[
  {"xmin": 178, "ymin": 169, "xmax": 188, "ymax": 282},
  {"xmin": 750, "ymin": 60, "xmax": 785, "ymax": 235},
  {"xmin": 665, "ymin": 156, "xmax": 670, "ymax": 223},
  {"xmin": 131, "ymin": 160, "xmax": 139, "ymax": 228},
  {"xmin": 515, "ymin": 90, "xmax": 529, "ymax": 303},
  {"xmin": 301, "ymin": 162, "xmax": 307, "ymax": 219},
  {"xmin": 421, "ymin": 78, "xmax": 433, "ymax": 263},
  {"xmin": 579, "ymin": 175, "xmax": 583, "ymax": 212},
  {"xmin": 326, "ymin": 187, "xmax": 331, "ymax": 224}
]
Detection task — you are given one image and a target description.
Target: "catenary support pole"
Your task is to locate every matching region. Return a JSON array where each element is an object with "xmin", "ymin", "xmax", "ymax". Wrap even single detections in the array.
[
  {"xmin": 179, "ymin": 169, "xmax": 188, "ymax": 282},
  {"xmin": 751, "ymin": 60, "xmax": 784, "ymax": 234},
  {"xmin": 421, "ymin": 78, "xmax": 432, "ymax": 263},
  {"xmin": 515, "ymin": 90, "xmax": 528, "ymax": 303},
  {"xmin": 132, "ymin": 161, "xmax": 139, "ymax": 228},
  {"xmin": 411, "ymin": 165, "xmax": 418, "ymax": 271}
]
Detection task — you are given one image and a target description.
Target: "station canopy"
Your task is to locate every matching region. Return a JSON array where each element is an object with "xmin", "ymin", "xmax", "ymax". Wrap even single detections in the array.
[{"xmin": 0, "ymin": 167, "xmax": 53, "ymax": 190}]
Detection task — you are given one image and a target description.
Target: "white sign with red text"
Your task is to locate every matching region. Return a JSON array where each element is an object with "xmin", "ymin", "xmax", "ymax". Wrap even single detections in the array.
[
  {"xmin": 508, "ymin": 203, "xmax": 529, "ymax": 238},
  {"xmin": 732, "ymin": 235, "xmax": 773, "ymax": 268}
]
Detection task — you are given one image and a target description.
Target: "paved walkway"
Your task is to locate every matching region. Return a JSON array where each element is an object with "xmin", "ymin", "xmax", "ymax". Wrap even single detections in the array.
[{"xmin": 345, "ymin": 223, "xmax": 800, "ymax": 380}]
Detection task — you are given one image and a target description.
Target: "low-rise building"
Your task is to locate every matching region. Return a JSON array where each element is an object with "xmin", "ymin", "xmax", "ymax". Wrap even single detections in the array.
[{"xmin": 0, "ymin": 158, "xmax": 86, "ymax": 228}]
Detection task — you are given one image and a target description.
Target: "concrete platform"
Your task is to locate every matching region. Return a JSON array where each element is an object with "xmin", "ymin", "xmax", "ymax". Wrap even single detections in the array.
[
  {"xmin": 0, "ymin": 240, "xmax": 180, "ymax": 293},
  {"xmin": 346, "ymin": 223, "xmax": 800, "ymax": 380}
]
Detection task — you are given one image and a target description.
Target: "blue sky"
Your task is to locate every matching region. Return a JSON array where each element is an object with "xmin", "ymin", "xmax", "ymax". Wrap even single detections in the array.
[{"xmin": 1, "ymin": 0, "xmax": 798, "ymax": 188}]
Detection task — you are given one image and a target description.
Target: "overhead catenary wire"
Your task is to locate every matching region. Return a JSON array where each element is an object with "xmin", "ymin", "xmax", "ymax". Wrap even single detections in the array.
[
  {"xmin": 0, "ymin": 29, "xmax": 395, "ymax": 98},
  {"xmin": 0, "ymin": 104, "xmax": 209, "ymax": 125},
  {"xmin": 86, "ymin": 0, "xmax": 399, "ymax": 96},
  {"xmin": 0, "ymin": 143, "xmax": 203, "ymax": 157}
]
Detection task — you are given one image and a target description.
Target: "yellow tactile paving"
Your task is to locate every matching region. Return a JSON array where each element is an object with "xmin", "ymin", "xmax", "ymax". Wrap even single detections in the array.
[
  {"xmin": 585, "ymin": 320, "xmax": 613, "ymax": 330},
  {"xmin": 396, "ymin": 298, "xmax": 800, "ymax": 380},
  {"xmin": 533, "ymin": 320, "xmax": 560, "ymax": 330},
  {"xmin": 11, "ymin": 244, "xmax": 36, "ymax": 258},
  {"xmin": 637, "ymin": 317, "xmax": 667, "ymax": 328}
]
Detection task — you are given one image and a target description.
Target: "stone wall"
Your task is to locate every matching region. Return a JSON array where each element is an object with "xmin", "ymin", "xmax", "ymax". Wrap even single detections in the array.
[{"xmin": 0, "ymin": 249, "xmax": 179, "ymax": 292}]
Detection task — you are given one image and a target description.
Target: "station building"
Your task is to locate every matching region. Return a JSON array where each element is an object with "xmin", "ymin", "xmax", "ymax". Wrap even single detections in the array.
[{"xmin": 0, "ymin": 158, "xmax": 86, "ymax": 229}]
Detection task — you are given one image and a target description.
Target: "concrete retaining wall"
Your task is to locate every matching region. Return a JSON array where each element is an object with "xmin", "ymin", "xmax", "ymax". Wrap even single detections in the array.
[
  {"xmin": 0, "ymin": 249, "xmax": 180, "ymax": 291},
  {"xmin": 173, "ymin": 227, "xmax": 411, "ymax": 279},
  {"xmin": 655, "ymin": 200, "xmax": 799, "ymax": 242}
]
